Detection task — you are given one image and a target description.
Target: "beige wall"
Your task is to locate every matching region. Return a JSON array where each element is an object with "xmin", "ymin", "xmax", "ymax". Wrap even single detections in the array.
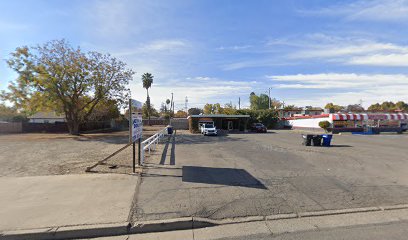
[{"xmin": 0, "ymin": 122, "xmax": 22, "ymax": 133}]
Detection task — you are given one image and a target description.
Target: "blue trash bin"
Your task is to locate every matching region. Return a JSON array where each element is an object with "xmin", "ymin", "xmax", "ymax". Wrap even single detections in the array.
[
  {"xmin": 167, "ymin": 126, "xmax": 173, "ymax": 134},
  {"xmin": 321, "ymin": 134, "xmax": 333, "ymax": 146}
]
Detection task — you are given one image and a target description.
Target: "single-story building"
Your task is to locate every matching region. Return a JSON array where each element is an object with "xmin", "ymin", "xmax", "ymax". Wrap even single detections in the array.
[
  {"xmin": 28, "ymin": 111, "xmax": 66, "ymax": 123},
  {"xmin": 302, "ymin": 107, "xmax": 324, "ymax": 116},
  {"xmin": 278, "ymin": 108, "xmax": 303, "ymax": 118},
  {"xmin": 284, "ymin": 113, "xmax": 408, "ymax": 133},
  {"xmin": 187, "ymin": 114, "xmax": 250, "ymax": 133}
]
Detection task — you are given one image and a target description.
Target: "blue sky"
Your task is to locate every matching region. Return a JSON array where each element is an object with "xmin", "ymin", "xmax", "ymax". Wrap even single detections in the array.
[{"xmin": 1, "ymin": 0, "xmax": 408, "ymax": 110}]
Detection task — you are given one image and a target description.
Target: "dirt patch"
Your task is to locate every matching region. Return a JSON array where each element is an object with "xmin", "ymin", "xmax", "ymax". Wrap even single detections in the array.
[{"xmin": 0, "ymin": 126, "xmax": 168, "ymax": 177}]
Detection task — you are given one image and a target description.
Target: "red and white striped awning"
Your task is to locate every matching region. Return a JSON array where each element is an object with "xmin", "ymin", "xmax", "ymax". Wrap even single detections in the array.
[{"xmin": 331, "ymin": 113, "xmax": 408, "ymax": 121}]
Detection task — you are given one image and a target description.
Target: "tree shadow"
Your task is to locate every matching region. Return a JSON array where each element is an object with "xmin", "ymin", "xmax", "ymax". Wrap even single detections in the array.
[{"xmin": 182, "ymin": 166, "xmax": 267, "ymax": 189}]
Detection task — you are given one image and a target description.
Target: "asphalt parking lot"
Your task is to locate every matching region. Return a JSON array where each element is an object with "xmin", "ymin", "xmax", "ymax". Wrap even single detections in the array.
[{"xmin": 133, "ymin": 130, "xmax": 408, "ymax": 221}]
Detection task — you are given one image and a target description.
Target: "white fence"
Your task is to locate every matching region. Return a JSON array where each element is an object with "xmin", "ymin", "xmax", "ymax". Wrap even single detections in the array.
[{"xmin": 141, "ymin": 127, "xmax": 169, "ymax": 165}]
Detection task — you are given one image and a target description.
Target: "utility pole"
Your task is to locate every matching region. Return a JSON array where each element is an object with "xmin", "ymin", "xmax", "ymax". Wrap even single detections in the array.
[
  {"xmin": 171, "ymin": 93, "xmax": 174, "ymax": 116},
  {"xmin": 238, "ymin": 97, "xmax": 241, "ymax": 109},
  {"xmin": 268, "ymin": 87, "xmax": 271, "ymax": 109},
  {"xmin": 185, "ymin": 96, "xmax": 188, "ymax": 113}
]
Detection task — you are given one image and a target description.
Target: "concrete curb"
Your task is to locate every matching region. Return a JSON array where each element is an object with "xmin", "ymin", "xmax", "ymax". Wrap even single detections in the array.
[
  {"xmin": 0, "ymin": 222, "xmax": 130, "ymax": 240},
  {"xmin": 2, "ymin": 204, "xmax": 408, "ymax": 239}
]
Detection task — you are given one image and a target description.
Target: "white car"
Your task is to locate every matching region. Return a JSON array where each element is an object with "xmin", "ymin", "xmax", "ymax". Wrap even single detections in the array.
[{"xmin": 200, "ymin": 123, "xmax": 218, "ymax": 136}]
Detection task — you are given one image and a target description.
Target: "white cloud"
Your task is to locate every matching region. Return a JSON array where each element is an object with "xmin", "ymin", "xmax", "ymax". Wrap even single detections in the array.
[
  {"xmin": 280, "ymin": 33, "xmax": 408, "ymax": 67},
  {"xmin": 114, "ymin": 39, "xmax": 190, "ymax": 57},
  {"xmin": 302, "ymin": 0, "xmax": 408, "ymax": 22},
  {"xmin": 347, "ymin": 53, "xmax": 408, "ymax": 66},
  {"xmin": 267, "ymin": 73, "xmax": 408, "ymax": 107},
  {"xmin": 130, "ymin": 76, "xmax": 254, "ymax": 110},
  {"xmin": 217, "ymin": 45, "xmax": 252, "ymax": 51},
  {"xmin": 268, "ymin": 73, "xmax": 408, "ymax": 88},
  {"xmin": 293, "ymin": 42, "xmax": 408, "ymax": 59}
]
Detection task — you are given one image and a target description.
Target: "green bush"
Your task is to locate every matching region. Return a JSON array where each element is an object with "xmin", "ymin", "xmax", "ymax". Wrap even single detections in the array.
[{"xmin": 319, "ymin": 120, "xmax": 331, "ymax": 133}]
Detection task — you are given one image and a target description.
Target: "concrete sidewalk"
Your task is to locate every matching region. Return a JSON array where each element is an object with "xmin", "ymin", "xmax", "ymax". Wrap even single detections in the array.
[{"xmin": 0, "ymin": 174, "xmax": 137, "ymax": 238}]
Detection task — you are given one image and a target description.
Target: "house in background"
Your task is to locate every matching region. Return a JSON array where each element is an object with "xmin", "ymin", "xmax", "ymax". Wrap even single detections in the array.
[
  {"xmin": 302, "ymin": 106, "xmax": 324, "ymax": 116},
  {"xmin": 28, "ymin": 112, "xmax": 66, "ymax": 123},
  {"xmin": 278, "ymin": 108, "xmax": 303, "ymax": 118}
]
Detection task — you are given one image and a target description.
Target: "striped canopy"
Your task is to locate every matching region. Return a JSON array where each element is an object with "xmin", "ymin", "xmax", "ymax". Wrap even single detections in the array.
[{"xmin": 331, "ymin": 113, "xmax": 408, "ymax": 121}]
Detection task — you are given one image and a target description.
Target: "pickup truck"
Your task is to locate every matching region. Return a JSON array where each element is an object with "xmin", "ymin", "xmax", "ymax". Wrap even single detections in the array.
[{"xmin": 200, "ymin": 123, "xmax": 218, "ymax": 136}]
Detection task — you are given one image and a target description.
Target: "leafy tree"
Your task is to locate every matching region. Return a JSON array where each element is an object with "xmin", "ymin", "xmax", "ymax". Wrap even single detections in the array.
[
  {"xmin": 345, "ymin": 104, "xmax": 365, "ymax": 112},
  {"xmin": 283, "ymin": 105, "xmax": 299, "ymax": 110},
  {"xmin": 367, "ymin": 101, "xmax": 408, "ymax": 112},
  {"xmin": 174, "ymin": 110, "xmax": 187, "ymax": 118},
  {"xmin": 249, "ymin": 92, "xmax": 279, "ymax": 110},
  {"xmin": 142, "ymin": 103, "xmax": 159, "ymax": 118},
  {"xmin": 142, "ymin": 73, "xmax": 154, "ymax": 125},
  {"xmin": 223, "ymin": 103, "xmax": 237, "ymax": 115},
  {"xmin": 87, "ymin": 99, "xmax": 120, "ymax": 121},
  {"xmin": 2, "ymin": 40, "xmax": 134, "ymax": 134},
  {"xmin": 395, "ymin": 101, "xmax": 408, "ymax": 111},
  {"xmin": 249, "ymin": 92, "xmax": 259, "ymax": 110},
  {"xmin": 159, "ymin": 102, "xmax": 166, "ymax": 113},
  {"xmin": 324, "ymin": 103, "xmax": 344, "ymax": 112},
  {"xmin": 203, "ymin": 103, "xmax": 223, "ymax": 114},
  {"xmin": 165, "ymin": 99, "xmax": 171, "ymax": 112},
  {"xmin": 367, "ymin": 103, "xmax": 382, "ymax": 111},
  {"xmin": 203, "ymin": 103, "xmax": 216, "ymax": 114},
  {"xmin": 188, "ymin": 107, "xmax": 203, "ymax": 115},
  {"xmin": 0, "ymin": 103, "xmax": 28, "ymax": 122}
]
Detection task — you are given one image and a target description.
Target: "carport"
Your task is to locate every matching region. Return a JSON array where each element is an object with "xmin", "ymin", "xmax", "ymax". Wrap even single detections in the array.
[{"xmin": 187, "ymin": 114, "xmax": 250, "ymax": 133}]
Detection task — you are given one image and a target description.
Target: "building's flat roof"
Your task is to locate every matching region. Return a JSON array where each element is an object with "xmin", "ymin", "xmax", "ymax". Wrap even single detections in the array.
[{"xmin": 188, "ymin": 114, "xmax": 250, "ymax": 118}]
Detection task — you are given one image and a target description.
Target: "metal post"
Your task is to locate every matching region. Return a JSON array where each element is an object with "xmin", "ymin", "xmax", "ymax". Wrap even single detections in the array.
[
  {"xmin": 138, "ymin": 138, "xmax": 141, "ymax": 166},
  {"xmin": 132, "ymin": 141, "xmax": 136, "ymax": 173}
]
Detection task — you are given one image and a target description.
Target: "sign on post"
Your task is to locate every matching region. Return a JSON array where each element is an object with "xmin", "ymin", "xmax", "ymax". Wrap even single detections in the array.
[
  {"xmin": 129, "ymin": 99, "xmax": 143, "ymax": 143},
  {"xmin": 129, "ymin": 99, "xmax": 143, "ymax": 172}
]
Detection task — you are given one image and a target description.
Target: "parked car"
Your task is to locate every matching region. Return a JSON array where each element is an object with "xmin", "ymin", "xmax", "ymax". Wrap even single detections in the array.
[
  {"xmin": 251, "ymin": 123, "xmax": 267, "ymax": 133},
  {"xmin": 200, "ymin": 123, "xmax": 218, "ymax": 136}
]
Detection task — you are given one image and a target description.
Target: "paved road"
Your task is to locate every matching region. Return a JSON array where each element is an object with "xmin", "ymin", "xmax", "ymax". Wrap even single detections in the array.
[
  {"xmin": 132, "ymin": 130, "xmax": 408, "ymax": 221},
  {"xmin": 92, "ymin": 208, "xmax": 408, "ymax": 240}
]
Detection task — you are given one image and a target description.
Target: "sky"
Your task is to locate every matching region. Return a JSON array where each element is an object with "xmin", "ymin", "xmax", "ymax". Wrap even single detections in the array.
[{"xmin": 1, "ymin": 0, "xmax": 408, "ymax": 110}]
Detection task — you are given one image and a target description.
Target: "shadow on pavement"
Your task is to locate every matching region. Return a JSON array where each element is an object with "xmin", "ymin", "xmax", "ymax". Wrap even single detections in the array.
[
  {"xmin": 182, "ymin": 166, "xmax": 267, "ymax": 189},
  {"xmin": 175, "ymin": 134, "xmax": 247, "ymax": 145},
  {"xmin": 329, "ymin": 145, "xmax": 353, "ymax": 148}
]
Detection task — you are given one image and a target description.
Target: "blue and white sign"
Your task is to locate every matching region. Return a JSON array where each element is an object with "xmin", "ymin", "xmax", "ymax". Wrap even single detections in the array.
[{"xmin": 129, "ymin": 99, "xmax": 143, "ymax": 142}]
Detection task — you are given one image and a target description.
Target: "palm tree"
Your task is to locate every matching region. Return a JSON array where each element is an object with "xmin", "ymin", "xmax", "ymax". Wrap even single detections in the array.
[{"xmin": 142, "ymin": 73, "xmax": 154, "ymax": 125}]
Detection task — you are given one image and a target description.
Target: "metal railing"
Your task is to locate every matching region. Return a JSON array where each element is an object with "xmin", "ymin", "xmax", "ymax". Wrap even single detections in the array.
[{"xmin": 141, "ymin": 127, "xmax": 168, "ymax": 165}]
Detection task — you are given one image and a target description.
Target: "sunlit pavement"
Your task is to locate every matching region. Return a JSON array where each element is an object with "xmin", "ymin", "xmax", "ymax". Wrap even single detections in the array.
[{"xmin": 132, "ymin": 131, "xmax": 408, "ymax": 221}]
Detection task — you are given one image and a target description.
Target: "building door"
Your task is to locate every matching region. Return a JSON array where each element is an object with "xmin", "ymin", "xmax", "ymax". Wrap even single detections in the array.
[{"xmin": 228, "ymin": 121, "xmax": 233, "ymax": 131}]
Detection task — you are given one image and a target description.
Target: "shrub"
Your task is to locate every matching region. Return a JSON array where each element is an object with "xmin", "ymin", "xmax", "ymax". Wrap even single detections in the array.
[{"xmin": 319, "ymin": 120, "xmax": 331, "ymax": 133}]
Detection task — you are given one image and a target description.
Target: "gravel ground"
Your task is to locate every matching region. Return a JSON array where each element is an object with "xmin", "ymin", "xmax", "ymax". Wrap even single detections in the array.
[{"xmin": 0, "ymin": 126, "xmax": 167, "ymax": 177}]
